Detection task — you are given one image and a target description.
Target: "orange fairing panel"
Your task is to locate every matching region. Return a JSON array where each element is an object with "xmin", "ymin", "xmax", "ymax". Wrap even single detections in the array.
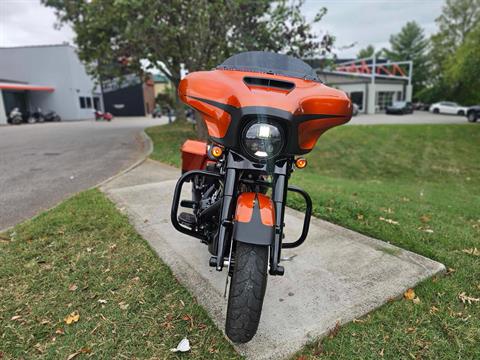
[
  {"xmin": 235, "ymin": 192, "xmax": 275, "ymax": 226},
  {"xmin": 178, "ymin": 70, "xmax": 351, "ymax": 137}
]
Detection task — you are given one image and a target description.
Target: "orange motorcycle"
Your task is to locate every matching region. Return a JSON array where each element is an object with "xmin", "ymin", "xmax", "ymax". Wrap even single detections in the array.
[{"xmin": 171, "ymin": 51, "xmax": 352, "ymax": 343}]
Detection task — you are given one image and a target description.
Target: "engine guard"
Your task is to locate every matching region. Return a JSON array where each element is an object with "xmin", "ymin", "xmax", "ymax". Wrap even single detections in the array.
[{"xmin": 233, "ymin": 192, "xmax": 274, "ymax": 246}]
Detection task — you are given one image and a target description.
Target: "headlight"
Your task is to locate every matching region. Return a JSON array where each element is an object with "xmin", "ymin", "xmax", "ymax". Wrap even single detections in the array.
[{"xmin": 242, "ymin": 122, "xmax": 283, "ymax": 160}]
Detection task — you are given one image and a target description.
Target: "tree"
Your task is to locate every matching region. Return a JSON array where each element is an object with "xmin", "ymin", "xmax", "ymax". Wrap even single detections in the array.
[
  {"xmin": 43, "ymin": 0, "xmax": 333, "ymax": 138},
  {"xmin": 423, "ymin": 0, "xmax": 480, "ymax": 102},
  {"xmin": 357, "ymin": 45, "xmax": 375, "ymax": 59},
  {"xmin": 383, "ymin": 21, "xmax": 429, "ymax": 96},
  {"xmin": 445, "ymin": 23, "xmax": 480, "ymax": 104}
]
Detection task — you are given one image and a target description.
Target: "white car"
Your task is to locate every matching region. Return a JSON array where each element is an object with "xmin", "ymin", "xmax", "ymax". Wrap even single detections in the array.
[{"xmin": 429, "ymin": 101, "xmax": 468, "ymax": 116}]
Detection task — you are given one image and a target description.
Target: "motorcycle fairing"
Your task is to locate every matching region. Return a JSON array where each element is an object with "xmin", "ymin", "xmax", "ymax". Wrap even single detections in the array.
[
  {"xmin": 178, "ymin": 69, "xmax": 352, "ymax": 155},
  {"xmin": 233, "ymin": 192, "xmax": 274, "ymax": 246}
]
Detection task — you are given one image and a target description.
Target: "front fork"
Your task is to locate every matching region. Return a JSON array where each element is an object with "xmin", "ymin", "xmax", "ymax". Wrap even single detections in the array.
[{"xmin": 212, "ymin": 154, "xmax": 291, "ymax": 275}]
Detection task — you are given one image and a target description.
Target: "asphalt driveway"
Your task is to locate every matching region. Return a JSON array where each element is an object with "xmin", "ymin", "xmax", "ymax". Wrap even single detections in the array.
[{"xmin": 0, "ymin": 117, "xmax": 166, "ymax": 230}]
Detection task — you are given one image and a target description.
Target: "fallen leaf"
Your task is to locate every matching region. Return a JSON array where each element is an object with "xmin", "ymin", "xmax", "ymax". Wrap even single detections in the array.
[
  {"xmin": 352, "ymin": 318, "xmax": 366, "ymax": 323},
  {"xmin": 11, "ymin": 315, "xmax": 22, "ymax": 321},
  {"xmin": 357, "ymin": 214, "xmax": 364, "ymax": 220},
  {"xmin": 379, "ymin": 348, "xmax": 385, "ymax": 357},
  {"xmin": 119, "ymin": 302, "xmax": 129, "ymax": 310},
  {"xmin": 459, "ymin": 292, "xmax": 480, "ymax": 305},
  {"xmin": 462, "ymin": 248, "xmax": 480, "ymax": 256},
  {"xmin": 404, "ymin": 288, "xmax": 415, "ymax": 300},
  {"xmin": 405, "ymin": 327, "xmax": 416, "ymax": 333},
  {"xmin": 379, "ymin": 217, "xmax": 399, "ymax": 225},
  {"xmin": 328, "ymin": 321, "xmax": 340, "ymax": 339},
  {"xmin": 64, "ymin": 311, "xmax": 80, "ymax": 325},
  {"xmin": 67, "ymin": 352, "xmax": 80, "ymax": 360},
  {"xmin": 55, "ymin": 328, "xmax": 64, "ymax": 335},
  {"xmin": 98, "ymin": 299, "xmax": 107, "ymax": 304},
  {"xmin": 109, "ymin": 244, "xmax": 117, "ymax": 251},
  {"xmin": 413, "ymin": 297, "xmax": 421, "ymax": 304},
  {"xmin": 68, "ymin": 284, "xmax": 78, "ymax": 292},
  {"xmin": 86, "ymin": 247, "xmax": 93, "ymax": 253},
  {"xmin": 446, "ymin": 267, "xmax": 456, "ymax": 275},
  {"xmin": 430, "ymin": 306, "xmax": 439, "ymax": 314},
  {"xmin": 420, "ymin": 215, "xmax": 431, "ymax": 223}
]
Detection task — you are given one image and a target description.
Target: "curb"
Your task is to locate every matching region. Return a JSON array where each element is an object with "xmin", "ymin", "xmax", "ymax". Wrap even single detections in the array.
[{"xmin": 0, "ymin": 129, "xmax": 154, "ymax": 235}]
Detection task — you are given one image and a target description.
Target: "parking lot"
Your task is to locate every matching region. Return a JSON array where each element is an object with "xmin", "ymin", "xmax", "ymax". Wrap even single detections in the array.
[
  {"xmin": 349, "ymin": 111, "xmax": 471, "ymax": 125},
  {"xmin": 0, "ymin": 117, "xmax": 166, "ymax": 230}
]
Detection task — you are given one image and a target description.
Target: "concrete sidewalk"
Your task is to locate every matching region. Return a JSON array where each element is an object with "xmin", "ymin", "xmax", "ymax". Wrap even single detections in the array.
[{"xmin": 101, "ymin": 159, "xmax": 445, "ymax": 360}]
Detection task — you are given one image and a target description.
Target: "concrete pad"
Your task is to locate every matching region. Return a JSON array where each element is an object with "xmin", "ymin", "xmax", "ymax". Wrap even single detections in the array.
[{"xmin": 102, "ymin": 161, "xmax": 445, "ymax": 360}]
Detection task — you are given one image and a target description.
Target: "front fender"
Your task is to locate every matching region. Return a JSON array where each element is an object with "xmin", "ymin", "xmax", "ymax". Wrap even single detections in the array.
[{"xmin": 233, "ymin": 192, "xmax": 275, "ymax": 246}]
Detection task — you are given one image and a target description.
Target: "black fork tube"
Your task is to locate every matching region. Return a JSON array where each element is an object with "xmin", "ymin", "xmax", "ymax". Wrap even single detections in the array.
[
  {"xmin": 270, "ymin": 164, "xmax": 289, "ymax": 275},
  {"xmin": 215, "ymin": 166, "xmax": 237, "ymax": 270}
]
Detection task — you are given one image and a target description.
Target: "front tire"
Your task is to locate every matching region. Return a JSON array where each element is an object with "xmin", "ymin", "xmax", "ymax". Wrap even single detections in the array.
[
  {"xmin": 467, "ymin": 112, "xmax": 477, "ymax": 122},
  {"xmin": 226, "ymin": 241, "xmax": 268, "ymax": 343},
  {"xmin": 433, "ymin": 108, "xmax": 439, "ymax": 114}
]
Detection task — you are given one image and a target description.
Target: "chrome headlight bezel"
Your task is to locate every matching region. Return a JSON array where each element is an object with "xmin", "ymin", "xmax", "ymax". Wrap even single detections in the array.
[{"xmin": 241, "ymin": 119, "xmax": 285, "ymax": 161}]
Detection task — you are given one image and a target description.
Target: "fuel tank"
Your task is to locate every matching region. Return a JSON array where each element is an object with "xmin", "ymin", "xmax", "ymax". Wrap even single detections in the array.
[{"xmin": 179, "ymin": 52, "xmax": 352, "ymax": 155}]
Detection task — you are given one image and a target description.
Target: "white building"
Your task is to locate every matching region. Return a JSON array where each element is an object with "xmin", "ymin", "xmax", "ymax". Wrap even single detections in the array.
[
  {"xmin": 316, "ymin": 58, "xmax": 413, "ymax": 114},
  {"xmin": 0, "ymin": 44, "xmax": 101, "ymax": 124}
]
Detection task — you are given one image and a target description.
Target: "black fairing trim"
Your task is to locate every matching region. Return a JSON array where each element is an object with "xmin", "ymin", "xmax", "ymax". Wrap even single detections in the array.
[{"xmin": 187, "ymin": 95, "xmax": 344, "ymax": 155}]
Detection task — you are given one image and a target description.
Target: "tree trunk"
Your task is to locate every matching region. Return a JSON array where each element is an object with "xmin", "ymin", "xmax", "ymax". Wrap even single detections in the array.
[
  {"xmin": 194, "ymin": 111, "xmax": 209, "ymax": 141},
  {"xmin": 174, "ymin": 90, "xmax": 187, "ymax": 123}
]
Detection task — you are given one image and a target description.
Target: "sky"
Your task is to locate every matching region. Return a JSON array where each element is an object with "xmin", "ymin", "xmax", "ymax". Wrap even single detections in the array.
[{"xmin": 1, "ymin": 0, "xmax": 444, "ymax": 58}]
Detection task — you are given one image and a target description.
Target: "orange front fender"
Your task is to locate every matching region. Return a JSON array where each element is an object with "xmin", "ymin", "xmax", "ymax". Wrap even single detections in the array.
[{"xmin": 233, "ymin": 192, "xmax": 275, "ymax": 246}]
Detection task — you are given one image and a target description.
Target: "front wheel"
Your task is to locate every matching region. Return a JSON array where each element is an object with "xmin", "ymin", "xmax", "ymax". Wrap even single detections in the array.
[
  {"xmin": 467, "ymin": 112, "xmax": 477, "ymax": 123},
  {"xmin": 226, "ymin": 241, "xmax": 268, "ymax": 343}
]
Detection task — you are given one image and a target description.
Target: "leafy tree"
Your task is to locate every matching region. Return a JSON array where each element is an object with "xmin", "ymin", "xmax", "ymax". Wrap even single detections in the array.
[
  {"xmin": 43, "ymin": 0, "xmax": 332, "ymax": 138},
  {"xmin": 357, "ymin": 45, "xmax": 375, "ymax": 59},
  {"xmin": 383, "ymin": 21, "xmax": 429, "ymax": 95},
  {"xmin": 445, "ymin": 23, "xmax": 480, "ymax": 105},
  {"xmin": 356, "ymin": 44, "xmax": 383, "ymax": 59},
  {"xmin": 423, "ymin": 0, "xmax": 480, "ymax": 103}
]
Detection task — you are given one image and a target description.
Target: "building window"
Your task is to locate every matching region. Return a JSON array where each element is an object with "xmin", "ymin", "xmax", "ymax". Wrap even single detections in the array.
[
  {"xmin": 93, "ymin": 97, "xmax": 101, "ymax": 111},
  {"xmin": 376, "ymin": 91, "xmax": 395, "ymax": 111},
  {"xmin": 79, "ymin": 97, "xmax": 86, "ymax": 109},
  {"xmin": 86, "ymin": 97, "xmax": 92, "ymax": 108},
  {"xmin": 350, "ymin": 91, "xmax": 364, "ymax": 111}
]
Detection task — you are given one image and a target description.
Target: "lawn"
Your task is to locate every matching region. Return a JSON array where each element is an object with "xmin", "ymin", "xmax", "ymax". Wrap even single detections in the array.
[
  {"xmin": 146, "ymin": 122, "xmax": 480, "ymax": 359},
  {"xmin": 0, "ymin": 190, "xmax": 239, "ymax": 359}
]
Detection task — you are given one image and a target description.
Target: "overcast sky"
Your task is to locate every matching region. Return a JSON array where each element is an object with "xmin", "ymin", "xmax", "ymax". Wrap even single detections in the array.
[{"xmin": 1, "ymin": 0, "xmax": 444, "ymax": 58}]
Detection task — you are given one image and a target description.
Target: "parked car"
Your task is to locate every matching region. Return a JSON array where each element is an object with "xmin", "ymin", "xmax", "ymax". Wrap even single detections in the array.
[
  {"xmin": 386, "ymin": 101, "xmax": 414, "ymax": 115},
  {"xmin": 429, "ymin": 101, "xmax": 468, "ymax": 115},
  {"xmin": 466, "ymin": 105, "xmax": 479, "ymax": 122},
  {"xmin": 413, "ymin": 102, "xmax": 430, "ymax": 111}
]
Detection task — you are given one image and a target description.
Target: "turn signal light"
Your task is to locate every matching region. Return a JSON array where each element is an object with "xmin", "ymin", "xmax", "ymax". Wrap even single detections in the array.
[
  {"xmin": 295, "ymin": 157, "xmax": 307, "ymax": 169},
  {"xmin": 211, "ymin": 146, "xmax": 223, "ymax": 158}
]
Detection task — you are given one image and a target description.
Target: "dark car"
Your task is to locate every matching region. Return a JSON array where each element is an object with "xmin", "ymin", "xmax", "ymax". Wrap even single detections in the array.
[
  {"xmin": 466, "ymin": 105, "xmax": 479, "ymax": 122},
  {"xmin": 386, "ymin": 101, "xmax": 414, "ymax": 115}
]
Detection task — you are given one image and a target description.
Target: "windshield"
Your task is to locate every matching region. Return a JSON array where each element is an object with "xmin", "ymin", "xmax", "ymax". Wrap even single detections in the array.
[
  {"xmin": 392, "ymin": 101, "xmax": 406, "ymax": 107},
  {"xmin": 217, "ymin": 51, "xmax": 319, "ymax": 81}
]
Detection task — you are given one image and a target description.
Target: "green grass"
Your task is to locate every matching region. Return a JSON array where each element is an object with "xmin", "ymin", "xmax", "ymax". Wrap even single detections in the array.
[
  {"xmin": 147, "ymin": 122, "xmax": 480, "ymax": 359},
  {"xmin": 0, "ymin": 190, "xmax": 239, "ymax": 359}
]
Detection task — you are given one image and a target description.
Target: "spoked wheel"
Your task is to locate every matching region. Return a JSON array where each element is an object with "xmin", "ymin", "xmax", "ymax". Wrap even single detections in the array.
[
  {"xmin": 467, "ymin": 112, "xmax": 477, "ymax": 123},
  {"xmin": 226, "ymin": 241, "xmax": 268, "ymax": 343}
]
